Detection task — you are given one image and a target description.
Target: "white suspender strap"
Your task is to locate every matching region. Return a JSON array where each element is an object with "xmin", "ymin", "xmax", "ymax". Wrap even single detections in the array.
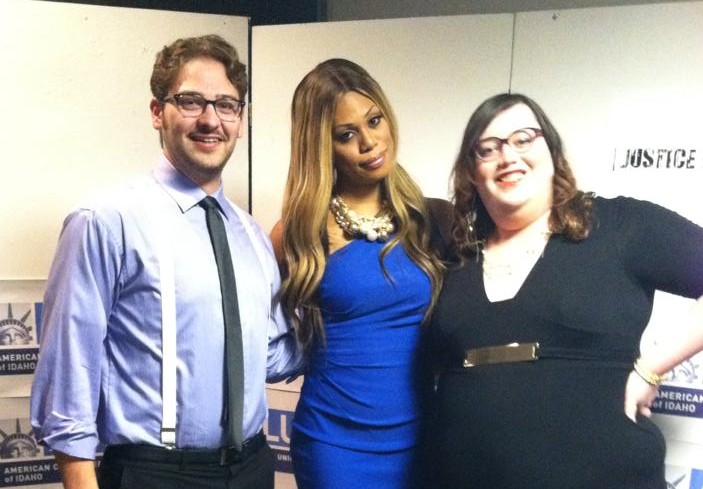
[
  {"xmin": 155, "ymin": 210, "xmax": 178, "ymax": 447},
  {"xmin": 155, "ymin": 199, "xmax": 255, "ymax": 448}
]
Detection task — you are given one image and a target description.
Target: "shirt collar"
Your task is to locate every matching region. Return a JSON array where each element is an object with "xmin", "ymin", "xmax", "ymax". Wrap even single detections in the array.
[{"xmin": 152, "ymin": 156, "xmax": 233, "ymax": 220}]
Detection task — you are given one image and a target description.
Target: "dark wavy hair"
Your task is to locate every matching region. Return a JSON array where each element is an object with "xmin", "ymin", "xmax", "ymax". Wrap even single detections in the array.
[
  {"xmin": 451, "ymin": 93, "xmax": 593, "ymax": 259},
  {"xmin": 150, "ymin": 34, "xmax": 247, "ymax": 101}
]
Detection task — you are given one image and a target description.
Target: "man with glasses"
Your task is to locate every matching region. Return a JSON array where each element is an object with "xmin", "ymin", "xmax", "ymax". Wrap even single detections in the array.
[{"xmin": 30, "ymin": 35, "xmax": 300, "ymax": 489}]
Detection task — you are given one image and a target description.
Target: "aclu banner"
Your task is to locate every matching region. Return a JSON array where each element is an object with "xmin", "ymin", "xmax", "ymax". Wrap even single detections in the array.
[
  {"xmin": 0, "ymin": 300, "xmax": 42, "ymax": 399},
  {"xmin": 652, "ymin": 356, "xmax": 703, "ymax": 419},
  {"xmin": 665, "ymin": 465, "xmax": 703, "ymax": 489},
  {"xmin": 265, "ymin": 407, "xmax": 294, "ymax": 474},
  {"xmin": 0, "ymin": 418, "xmax": 59, "ymax": 488},
  {"xmin": 654, "ymin": 385, "xmax": 703, "ymax": 419}
]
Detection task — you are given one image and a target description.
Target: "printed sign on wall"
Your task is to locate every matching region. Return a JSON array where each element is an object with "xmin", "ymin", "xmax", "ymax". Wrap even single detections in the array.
[
  {"xmin": 665, "ymin": 465, "xmax": 703, "ymax": 489},
  {"xmin": 613, "ymin": 147, "xmax": 698, "ymax": 172},
  {"xmin": 0, "ymin": 418, "xmax": 59, "ymax": 488},
  {"xmin": 266, "ymin": 408, "xmax": 294, "ymax": 473},
  {"xmin": 0, "ymin": 282, "xmax": 45, "ymax": 399},
  {"xmin": 0, "ymin": 304, "xmax": 41, "ymax": 375},
  {"xmin": 654, "ymin": 358, "xmax": 703, "ymax": 419}
]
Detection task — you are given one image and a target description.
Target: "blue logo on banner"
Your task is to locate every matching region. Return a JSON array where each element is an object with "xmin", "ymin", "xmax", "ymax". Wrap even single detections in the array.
[
  {"xmin": 652, "ymin": 385, "xmax": 703, "ymax": 419},
  {"xmin": 690, "ymin": 469, "xmax": 703, "ymax": 489},
  {"xmin": 34, "ymin": 303, "xmax": 43, "ymax": 340},
  {"xmin": 266, "ymin": 408, "xmax": 294, "ymax": 473}
]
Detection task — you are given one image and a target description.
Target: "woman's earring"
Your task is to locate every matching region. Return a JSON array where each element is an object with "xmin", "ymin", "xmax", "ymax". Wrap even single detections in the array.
[
  {"xmin": 466, "ymin": 209, "xmax": 476, "ymax": 236},
  {"xmin": 466, "ymin": 193, "xmax": 478, "ymax": 237}
]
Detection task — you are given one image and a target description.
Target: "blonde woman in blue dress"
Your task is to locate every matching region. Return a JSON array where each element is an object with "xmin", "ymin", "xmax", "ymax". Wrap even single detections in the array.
[{"xmin": 271, "ymin": 59, "xmax": 448, "ymax": 489}]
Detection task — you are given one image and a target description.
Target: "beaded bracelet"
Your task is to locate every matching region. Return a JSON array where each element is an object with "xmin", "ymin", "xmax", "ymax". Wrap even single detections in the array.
[{"xmin": 633, "ymin": 358, "xmax": 667, "ymax": 386}]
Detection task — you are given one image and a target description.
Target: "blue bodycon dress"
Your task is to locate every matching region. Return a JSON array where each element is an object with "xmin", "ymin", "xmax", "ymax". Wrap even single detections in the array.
[{"xmin": 291, "ymin": 238, "xmax": 431, "ymax": 489}]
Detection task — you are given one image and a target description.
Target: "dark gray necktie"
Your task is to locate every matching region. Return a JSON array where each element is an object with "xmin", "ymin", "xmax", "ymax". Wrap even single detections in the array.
[{"xmin": 199, "ymin": 196, "xmax": 244, "ymax": 450}]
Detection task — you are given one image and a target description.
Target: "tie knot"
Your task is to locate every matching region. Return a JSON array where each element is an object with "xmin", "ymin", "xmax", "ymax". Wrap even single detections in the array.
[{"xmin": 200, "ymin": 196, "xmax": 221, "ymax": 212}]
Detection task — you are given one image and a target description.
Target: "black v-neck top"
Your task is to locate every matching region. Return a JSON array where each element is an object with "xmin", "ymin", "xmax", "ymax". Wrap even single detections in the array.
[{"xmin": 427, "ymin": 196, "xmax": 703, "ymax": 489}]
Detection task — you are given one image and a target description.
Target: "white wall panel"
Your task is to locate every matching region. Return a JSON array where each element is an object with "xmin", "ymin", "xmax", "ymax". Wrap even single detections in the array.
[
  {"xmin": 0, "ymin": 0, "xmax": 249, "ymax": 279},
  {"xmin": 511, "ymin": 1, "xmax": 703, "ymax": 475},
  {"xmin": 253, "ymin": 4, "xmax": 703, "ymax": 487},
  {"xmin": 251, "ymin": 14, "xmax": 514, "ymax": 231},
  {"xmin": 0, "ymin": 3, "xmax": 249, "ymax": 488},
  {"xmin": 252, "ymin": 15, "xmax": 514, "ymax": 488},
  {"xmin": 511, "ymin": 2, "xmax": 703, "ymax": 209}
]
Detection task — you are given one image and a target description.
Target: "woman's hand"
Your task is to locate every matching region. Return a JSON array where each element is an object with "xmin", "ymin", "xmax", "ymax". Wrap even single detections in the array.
[
  {"xmin": 622, "ymin": 294, "xmax": 703, "ymax": 422},
  {"xmin": 623, "ymin": 370, "xmax": 659, "ymax": 422}
]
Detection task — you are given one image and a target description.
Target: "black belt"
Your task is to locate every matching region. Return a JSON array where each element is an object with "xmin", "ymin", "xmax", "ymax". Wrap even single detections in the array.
[{"xmin": 105, "ymin": 430, "xmax": 266, "ymax": 466}]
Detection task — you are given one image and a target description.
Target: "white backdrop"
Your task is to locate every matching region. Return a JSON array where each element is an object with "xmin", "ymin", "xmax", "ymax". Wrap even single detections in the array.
[
  {"xmin": 1, "ymin": 1, "xmax": 702, "ymax": 487},
  {"xmin": 0, "ymin": 0, "xmax": 250, "ymax": 280},
  {"xmin": 0, "ymin": 2, "xmax": 248, "ymax": 488},
  {"xmin": 252, "ymin": 3, "xmax": 703, "ymax": 488},
  {"xmin": 251, "ymin": 14, "xmax": 515, "ymax": 232},
  {"xmin": 511, "ymin": 4, "xmax": 703, "ymax": 475}
]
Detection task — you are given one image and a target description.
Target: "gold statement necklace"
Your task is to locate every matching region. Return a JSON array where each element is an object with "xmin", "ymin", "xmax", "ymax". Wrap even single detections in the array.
[{"xmin": 329, "ymin": 195, "xmax": 394, "ymax": 242}]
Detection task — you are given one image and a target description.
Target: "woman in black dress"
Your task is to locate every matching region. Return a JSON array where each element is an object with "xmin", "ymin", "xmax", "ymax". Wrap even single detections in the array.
[{"xmin": 427, "ymin": 93, "xmax": 703, "ymax": 489}]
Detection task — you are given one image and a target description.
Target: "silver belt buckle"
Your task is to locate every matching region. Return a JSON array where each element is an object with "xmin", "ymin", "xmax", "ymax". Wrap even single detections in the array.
[{"xmin": 463, "ymin": 342, "xmax": 539, "ymax": 368}]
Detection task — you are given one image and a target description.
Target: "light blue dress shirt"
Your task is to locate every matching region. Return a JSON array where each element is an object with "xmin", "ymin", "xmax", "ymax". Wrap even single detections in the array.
[{"xmin": 30, "ymin": 157, "xmax": 300, "ymax": 459}]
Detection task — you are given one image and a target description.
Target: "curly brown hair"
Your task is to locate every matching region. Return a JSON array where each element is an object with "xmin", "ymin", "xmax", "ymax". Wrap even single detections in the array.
[{"xmin": 150, "ymin": 34, "xmax": 247, "ymax": 101}]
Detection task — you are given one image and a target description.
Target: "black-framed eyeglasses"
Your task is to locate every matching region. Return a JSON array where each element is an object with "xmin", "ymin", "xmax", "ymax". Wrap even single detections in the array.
[
  {"xmin": 473, "ymin": 127, "xmax": 544, "ymax": 162},
  {"xmin": 163, "ymin": 92, "xmax": 245, "ymax": 122}
]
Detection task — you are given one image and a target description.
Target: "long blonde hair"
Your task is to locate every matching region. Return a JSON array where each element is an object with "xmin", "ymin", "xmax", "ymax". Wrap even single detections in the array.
[{"xmin": 280, "ymin": 58, "xmax": 444, "ymax": 355}]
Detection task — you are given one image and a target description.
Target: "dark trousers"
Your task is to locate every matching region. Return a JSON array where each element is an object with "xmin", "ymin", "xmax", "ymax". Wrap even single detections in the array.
[{"xmin": 98, "ymin": 443, "xmax": 275, "ymax": 489}]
